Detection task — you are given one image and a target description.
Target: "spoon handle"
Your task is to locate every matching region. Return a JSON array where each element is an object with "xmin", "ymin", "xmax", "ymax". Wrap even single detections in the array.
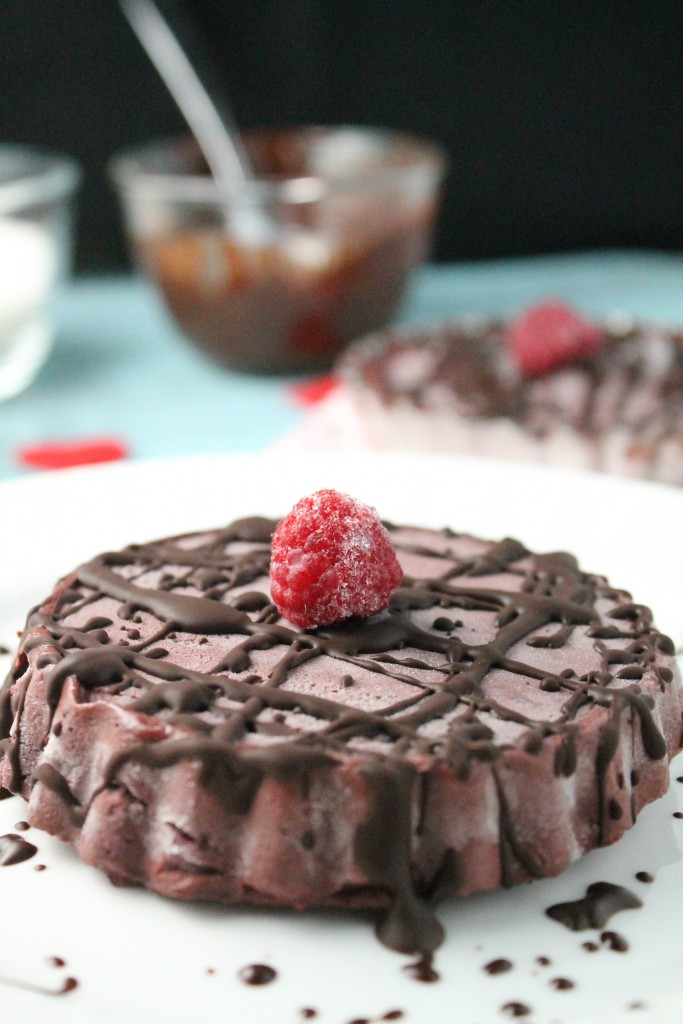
[{"xmin": 118, "ymin": 0, "xmax": 253, "ymax": 184}]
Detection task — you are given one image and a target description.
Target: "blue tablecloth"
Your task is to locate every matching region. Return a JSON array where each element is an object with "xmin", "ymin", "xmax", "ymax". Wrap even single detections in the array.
[{"xmin": 2, "ymin": 250, "xmax": 683, "ymax": 481}]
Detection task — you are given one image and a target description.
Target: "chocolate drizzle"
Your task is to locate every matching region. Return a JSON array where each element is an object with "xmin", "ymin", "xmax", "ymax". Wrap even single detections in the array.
[{"xmin": 0, "ymin": 516, "xmax": 678, "ymax": 958}]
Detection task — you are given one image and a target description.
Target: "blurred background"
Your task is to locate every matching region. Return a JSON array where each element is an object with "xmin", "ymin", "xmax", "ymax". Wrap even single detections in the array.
[{"xmin": 3, "ymin": 0, "xmax": 683, "ymax": 273}]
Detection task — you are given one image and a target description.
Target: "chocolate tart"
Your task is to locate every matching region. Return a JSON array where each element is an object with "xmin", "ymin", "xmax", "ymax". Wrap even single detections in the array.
[
  {"xmin": 337, "ymin": 317, "xmax": 683, "ymax": 483},
  {"xmin": 1, "ymin": 517, "xmax": 681, "ymax": 954}
]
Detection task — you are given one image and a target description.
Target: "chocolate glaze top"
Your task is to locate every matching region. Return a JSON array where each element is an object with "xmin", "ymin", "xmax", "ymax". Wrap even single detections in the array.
[{"xmin": 0, "ymin": 516, "xmax": 679, "ymax": 955}]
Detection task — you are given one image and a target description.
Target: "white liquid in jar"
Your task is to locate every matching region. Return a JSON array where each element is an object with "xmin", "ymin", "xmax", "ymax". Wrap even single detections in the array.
[{"xmin": 0, "ymin": 217, "xmax": 58, "ymax": 398}]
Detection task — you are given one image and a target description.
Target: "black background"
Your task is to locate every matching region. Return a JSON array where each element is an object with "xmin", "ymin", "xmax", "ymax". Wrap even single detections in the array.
[{"xmin": 3, "ymin": 0, "xmax": 683, "ymax": 272}]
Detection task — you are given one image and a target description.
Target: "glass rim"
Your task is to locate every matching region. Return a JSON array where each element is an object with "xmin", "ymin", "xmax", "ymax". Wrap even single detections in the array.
[
  {"xmin": 0, "ymin": 144, "xmax": 81, "ymax": 216},
  {"xmin": 109, "ymin": 125, "xmax": 448, "ymax": 206}
]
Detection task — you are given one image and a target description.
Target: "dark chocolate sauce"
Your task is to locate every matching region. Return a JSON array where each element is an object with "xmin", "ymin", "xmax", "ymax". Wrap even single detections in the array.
[
  {"xmin": 47, "ymin": 956, "xmax": 65, "ymax": 968},
  {"xmin": 0, "ymin": 644, "xmax": 10, "ymax": 656},
  {"xmin": 673, "ymin": 811, "xmax": 683, "ymax": 819},
  {"xmin": 238, "ymin": 963, "xmax": 277, "ymax": 986},
  {"xmin": 546, "ymin": 881, "xmax": 642, "ymax": 930},
  {"xmin": 535, "ymin": 955, "xmax": 551, "ymax": 966},
  {"xmin": 300, "ymin": 1010, "xmax": 317, "ymax": 1020},
  {"xmin": 501, "ymin": 1002, "xmax": 531, "ymax": 1018},
  {"xmin": 581, "ymin": 941, "xmax": 599, "ymax": 952},
  {"xmin": 382, "ymin": 1013, "xmax": 404, "ymax": 1021},
  {"xmin": 0, "ymin": 515, "xmax": 677, "ymax": 958},
  {"xmin": 0, "ymin": 832, "xmax": 37, "ymax": 865},
  {"xmin": 33, "ymin": 863, "xmax": 46, "ymax": 872},
  {"xmin": 484, "ymin": 958, "xmax": 513, "ymax": 975},
  {"xmin": 635, "ymin": 871, "xmax": 653, "ymax": 883},
  {"xmin": 601, "ymin": 930, "xmax": 629, "ymax": 952},
  {"xmin": 14, "ymin": 820, "xmax": 29, "ymax": 832},
  {"xmin": 402, "ymin": 953, "xmax": 439, "ymax": 983}
]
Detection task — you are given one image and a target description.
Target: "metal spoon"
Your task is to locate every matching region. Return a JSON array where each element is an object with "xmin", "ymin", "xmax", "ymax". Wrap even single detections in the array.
[{"xmin": 118, "ymin": 0, "xmax": 272, "ymax": 240}]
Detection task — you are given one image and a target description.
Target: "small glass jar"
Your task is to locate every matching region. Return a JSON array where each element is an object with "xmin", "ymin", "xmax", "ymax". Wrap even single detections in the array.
[
  {"xmin": 111, "ymin": 126, "xmax": 446, "ymax": 374},
  {"xmin": 0, "ymin": 145, "xmax": 81, "ymax": 400}
]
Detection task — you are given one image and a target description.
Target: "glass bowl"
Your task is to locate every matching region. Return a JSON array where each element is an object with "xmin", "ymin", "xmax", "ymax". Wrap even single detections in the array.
[
  {"xmin": 110, "ymin": 126, "xmax": 447, "ymax": 374},
  {"xmin": 0, "ymin": 145, "xmax": 80, "ymax": 400}
]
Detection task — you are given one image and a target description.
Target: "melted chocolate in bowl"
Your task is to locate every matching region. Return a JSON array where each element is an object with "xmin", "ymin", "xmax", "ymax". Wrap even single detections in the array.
[
  {"xmin": 0, "ymin": 517, "xmax": 680, "ymax": 956},
  {"xmin": 144, "ymin": 214, "xmax": 434, "ymax": 374},
  {"xmin": 119, "ymin": 129, "xmax": 444, "ymax": 374}
]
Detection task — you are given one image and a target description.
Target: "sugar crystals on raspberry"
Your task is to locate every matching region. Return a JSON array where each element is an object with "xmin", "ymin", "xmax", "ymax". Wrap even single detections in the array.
[{"xmin": 270, "ymin": 489, "xmax": 403, "ymax": 628}]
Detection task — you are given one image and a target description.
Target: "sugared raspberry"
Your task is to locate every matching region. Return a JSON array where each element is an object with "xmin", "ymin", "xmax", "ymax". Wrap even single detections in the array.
[
  {"xmin": 270, "ymin": 490, "xmax": 403, "ymax": 628},
  {"xmin": 507, "ymin": 301, "xmax": 604, "ymax": 376}
]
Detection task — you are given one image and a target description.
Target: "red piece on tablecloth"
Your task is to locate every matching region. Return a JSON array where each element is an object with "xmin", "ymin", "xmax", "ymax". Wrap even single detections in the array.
[
  {"xmin": 289, "ymin": 375, "xmax": 340, "ymax": 407},
  {"xmin": 16, "ymin": 438, "xmax": 129, "ymax": 471}
]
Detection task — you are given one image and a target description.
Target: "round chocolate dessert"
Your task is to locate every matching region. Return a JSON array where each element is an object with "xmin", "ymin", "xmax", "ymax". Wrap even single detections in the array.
[
  {"xmin": 0, "ymin": 517, "xmax": 681, "ymax": 954},
  {"xmin": 336, "ymin": 311, "xmax": 683, "ymax": 483}
]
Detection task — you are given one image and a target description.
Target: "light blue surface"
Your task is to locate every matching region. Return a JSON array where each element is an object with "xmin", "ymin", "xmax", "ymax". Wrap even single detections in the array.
[{"xmin": 1, "ymin": 250, "xmax": 683, "ymax": 481}]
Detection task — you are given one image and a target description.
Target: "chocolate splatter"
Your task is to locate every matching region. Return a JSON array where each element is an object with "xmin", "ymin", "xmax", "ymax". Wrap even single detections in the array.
[
  {"xmin": 484, "ymin": 958, "xmax": 513, "ymax": 975},
  {"xmin": 0, "ymin": 974, "xmax": 77, "ymax": 996},
  {"xmin": 601, "ymin": 930, "xmax": 629, "ymax": 952},
  {"xmin": 402, "ymin": 953, "xmax": 439, "ymax": 983},
  {"xmin": 635, "ymin": 871, "xmax": 653, "ymax": 883},
  {"xmin": 238, "ymin": 963, "xmax": 277, "ymax": 986},
  {"xmin": 0, "ymin": 833, "xmax": 37, "ymax": 866},
  {"xmin": 546, "ymin": 881, "xmax": 642, "ymax": 930},
  {"xmin": 550, "ymin": 977, "xmax": 575, "ymax": 990},
  {"xmin": 501, "ymin": 1002, "xmax": 531, "ymax": 1018}
]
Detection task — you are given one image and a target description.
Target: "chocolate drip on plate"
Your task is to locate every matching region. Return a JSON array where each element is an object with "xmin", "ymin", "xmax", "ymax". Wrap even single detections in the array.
[
  {"xmin": 0, "ymin": 833, "xmax": 37, "ymax": 866},
  {"xmin": 238, "ymin": 963, "xmax": 277, "ymax": 986},
  {"xmin": 546, "ymin": 881, "xmax": 642, "ymax": 930}
]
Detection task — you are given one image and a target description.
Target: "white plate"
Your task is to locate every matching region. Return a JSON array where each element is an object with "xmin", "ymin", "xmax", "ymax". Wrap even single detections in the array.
[{"xmin": 0, "ymin": 452, "xmax": 681, "ymax": 1024}]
